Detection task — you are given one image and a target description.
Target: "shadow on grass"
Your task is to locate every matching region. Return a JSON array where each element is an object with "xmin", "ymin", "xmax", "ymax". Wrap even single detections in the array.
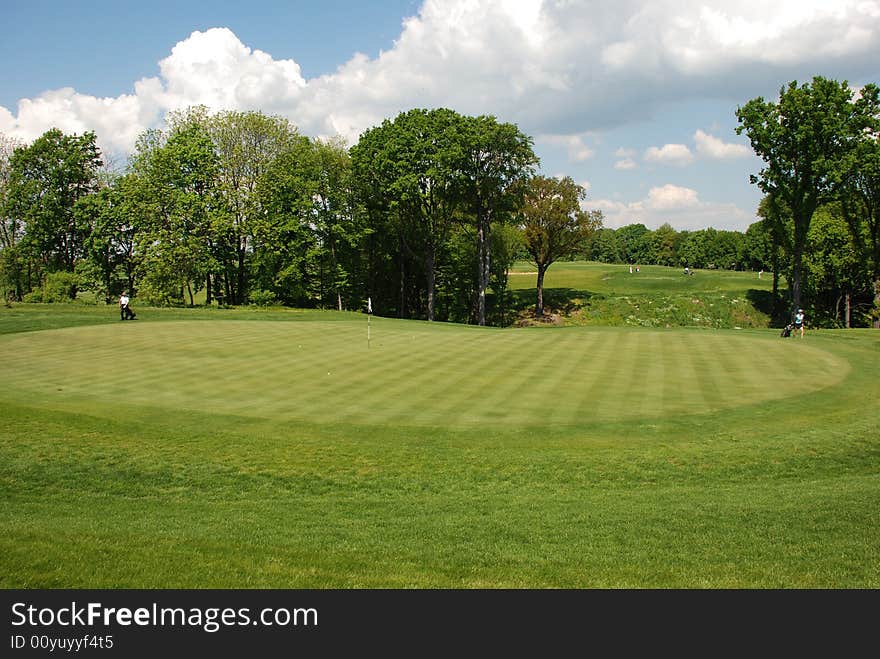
[
  {"xmin": 507, "ymin": 287, "xmax": 598, "ymax": 316},
  {"xmin": 746, "ymin": 289, "xmax": 787, "ymax": 326}
]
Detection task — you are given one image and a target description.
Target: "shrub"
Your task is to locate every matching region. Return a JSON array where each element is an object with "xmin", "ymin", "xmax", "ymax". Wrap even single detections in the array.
[
  {"xmin": 41, "ymin": 272, "xmax": 80, "ymax": 303},
  {"xmin": 248, "ymin": 289, "xmax": 277, "ymax": 307}
]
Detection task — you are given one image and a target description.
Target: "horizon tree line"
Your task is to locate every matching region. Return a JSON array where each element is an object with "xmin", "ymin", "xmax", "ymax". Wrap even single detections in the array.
[{"xmin": 1, "ymin": 76, "xmax": 878, "ymax": 327}]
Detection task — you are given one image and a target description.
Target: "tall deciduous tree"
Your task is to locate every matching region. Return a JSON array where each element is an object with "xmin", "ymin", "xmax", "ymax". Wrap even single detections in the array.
[
  {"xmin": 0, "ymin": 133, "xmax": 26, "ymax": 299},
  {"xmin": 520, "ymin": 175, "xmax": 602, "ymax": 316},
  {"xmin": 130, "ymin": 123, "xmax": 218, "ymax": 305},
  {"xmin": 75, "ymin": 174, "xmax": 141, "ymax": 303},
  {"xmin": 835, "ymin": 83, "xmax": 880, "ymax": 327},
  {"xmin": 802, "ymin": 204, "xmax": 870, "ymax": 327},
  {"xmin": 311, "ymin": 137, "xmax": 366, "ymax": 311},
  {"xmin": 6, "ymin": 128, "xmax": 102, "ymax": 279},
  {"xmin": 351, "ymin": 108, "xmax": 464, "ymax": 320},
  {"xmin": 457, "ymin": 115, "xmax": 538, "ymax": 325},
  {"xmin": 736, "ymin": 76, "xmax": 871, "ymax": 318},
  {"xmin": 201, "ymin": 109, "xmax": 302, "ymax": 304}
]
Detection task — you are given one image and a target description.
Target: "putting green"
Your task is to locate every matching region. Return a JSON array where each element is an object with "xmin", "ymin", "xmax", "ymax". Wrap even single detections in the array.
[{"xmin": 1, "ymin": 320, "xmax": 848, "ymax": 427}]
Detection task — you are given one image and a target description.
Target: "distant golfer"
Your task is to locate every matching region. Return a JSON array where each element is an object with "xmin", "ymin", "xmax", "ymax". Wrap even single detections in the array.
[
  {"xmin": 119, "ymin": 291, "xmax": 136, "ymax": 320},
  {"xmin": 794, "ymin": 308, "xmax": 805, "ymax": 338}
]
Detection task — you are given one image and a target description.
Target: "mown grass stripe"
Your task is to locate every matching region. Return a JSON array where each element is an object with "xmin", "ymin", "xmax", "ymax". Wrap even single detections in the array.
[{"xmin": 1, "ymin": 320, "xmax": 849, "ymax": 428}]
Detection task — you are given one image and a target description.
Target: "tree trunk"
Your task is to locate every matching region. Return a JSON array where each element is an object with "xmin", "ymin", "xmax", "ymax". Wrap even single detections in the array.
[
  {"xmin": 236, "ymin": 242, "xmax": 246, "ymax": 305},
  {"xmin": 206, "ymin": 273, "xmax": 212, "ymax": 305},
  {"xmin": 398, "ymin": 235, "xmax": 406, "ymax": 318},
  {"xmin": 477, "ymin": 213, "xmax": 490, "ymax": 326},
  {"xmin": 845, "ymin": 291, "xmax": 851, "ymax": 329},
  {"xmin": 535, "ymin": 265, "xmax": 546, "ymax": 316},
  {"xmin": 790, "ymin": 243, "xmax": 804, "ymax": 320}
]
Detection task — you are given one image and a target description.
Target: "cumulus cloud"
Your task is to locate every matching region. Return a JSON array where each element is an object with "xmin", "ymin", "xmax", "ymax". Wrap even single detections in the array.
[
  {"xmin": 644, "ymin": 143, "xmax": 695, "ymax": 166},
  {"xmin": 154, "ymin": 27, "xmax": 306, "ymax": 113},
  {"xmin": 593, "ymin": 185, "xmax": 753, "ymax": 231},
  {"xmin": 537, "ymin": 133, "xmax": 595, "ymax": 162},
  {"xmin": 0, "ymin": 27, "xmax": 308, "ymax": 156},
  {"xmin": 0, "ymin": 0, "xmax": 877, "ymax": 161},
  {"xmin": 694, "ymin": 129, "xmax": 751, "ymax": 159}
]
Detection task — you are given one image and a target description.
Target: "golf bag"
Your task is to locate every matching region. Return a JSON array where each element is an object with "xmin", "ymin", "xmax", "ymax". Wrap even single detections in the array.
[
  {"xmin": 780, "ymin": 323, "xmax": 793, "ymax": 338},
  {"xmin": 121, "ymin": 304, "xmax": 136, "ymax": 320}
]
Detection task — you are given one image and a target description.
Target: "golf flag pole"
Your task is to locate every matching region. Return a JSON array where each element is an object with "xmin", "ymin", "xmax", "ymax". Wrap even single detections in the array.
[{"xmin": 367, "ymin": 297, "xmax": 372, "ymax": 348}]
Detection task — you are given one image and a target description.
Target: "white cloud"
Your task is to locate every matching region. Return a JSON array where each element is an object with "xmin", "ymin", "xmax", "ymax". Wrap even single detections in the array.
[
  {"xmin": 644, "ymin": 143, "xmax": 695, "ymax": 166},
  {"xmin": 614, "ymin": 158, "xmax": 637, "ymax": 170},
  {"xmin": 154, "ymin": 27, "xmax": 306, "ymax": 113},
  {"xmin": 694, "ymin": 129, "xmax": 751, "ymax": 159},
  {"xmin": 647, "ymin": 184, "xmax": 701, "ymax": 209},
  {"xmin": 594, "ymin": 185, "xmax": 755, "ymax": 231},
  {"xmin": 0, "ymin": 0, "xmax": 877, "ymax": 159},
  {"xmin": 537, "ymin": 133, "xmax": 595, "ymax": 162}
]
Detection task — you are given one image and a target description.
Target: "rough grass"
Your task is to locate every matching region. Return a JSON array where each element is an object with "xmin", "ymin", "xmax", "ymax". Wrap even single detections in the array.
[{"xmin": 507, "ymin": 261, "xmax": 776, "ymax": 328}]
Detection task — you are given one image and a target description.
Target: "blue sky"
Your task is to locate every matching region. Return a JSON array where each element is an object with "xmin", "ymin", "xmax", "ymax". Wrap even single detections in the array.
[{"xmin": 2, "ymin": 0, "xmax": 878, "ymax": 232}]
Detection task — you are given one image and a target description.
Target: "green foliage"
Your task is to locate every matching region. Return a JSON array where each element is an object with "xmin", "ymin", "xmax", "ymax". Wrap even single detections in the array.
[
  {"xmin": 5, "ymin": 128, "xmax": 102, "ymax": 277},
  {"xmin": 248, "ymin": 288, "xmax": 277, "ymax": 307},
  {"xmin": 40, "ymin": 271, "xmax": 80, "ymax": 303},
  {"xmin": 736, "ymin": 76, "xmax": 877, "ymax": 314},
  {"xmin": 519, "ymin": 175, "xmax": 603, "ymax": 315},
  {"xmin": 4, "ymin": 89, "xmax": 878, "ymax": 329}
]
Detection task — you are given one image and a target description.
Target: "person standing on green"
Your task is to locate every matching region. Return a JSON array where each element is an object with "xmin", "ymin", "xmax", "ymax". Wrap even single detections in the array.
[
  {"xmin": 119, "ymin": 292, "xmax": 136, "ymax": 320},
  {"xmin": 794, "ymin": 308, "xmax": 805, "ymax": 338}
]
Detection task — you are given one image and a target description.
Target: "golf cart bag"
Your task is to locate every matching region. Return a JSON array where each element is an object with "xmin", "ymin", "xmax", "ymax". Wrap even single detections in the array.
[{"xmin": 780, "ymin": 323, "xmax": 793, "ymax": 338}]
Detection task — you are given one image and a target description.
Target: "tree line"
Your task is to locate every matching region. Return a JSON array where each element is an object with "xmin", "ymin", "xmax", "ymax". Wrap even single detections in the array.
[{"xmin": 1, "ymin": 76, "xmax": 878, "ymax": 327}]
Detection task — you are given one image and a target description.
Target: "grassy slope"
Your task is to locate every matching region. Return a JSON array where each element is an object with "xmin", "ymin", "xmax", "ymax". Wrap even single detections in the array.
[
  {"xmin": 507, "ymin": 261, "xmax": 776, "ymax": 328},
  {"xmin": 0, "ymin": 272, "xmax": 878, "ymax": 588}
]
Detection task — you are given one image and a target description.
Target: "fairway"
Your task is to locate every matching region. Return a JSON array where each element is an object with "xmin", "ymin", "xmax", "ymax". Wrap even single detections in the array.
[{"xmin": 1, "ymin": 319, "xmax": 846, "ymax": 426}]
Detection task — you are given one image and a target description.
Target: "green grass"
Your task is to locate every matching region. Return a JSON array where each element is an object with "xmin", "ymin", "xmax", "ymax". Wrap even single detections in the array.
[
  {"xmin": 507, "ymin": 261, "xmax": 777, "ymax": 328},
  {"xmin": 1, "ymin": 287, "xmax": 878, "ymax": 588}
]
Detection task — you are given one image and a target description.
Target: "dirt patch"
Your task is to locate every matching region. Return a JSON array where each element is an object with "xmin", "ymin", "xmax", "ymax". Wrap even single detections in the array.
[{"xmin": 516, "ymin": 312, "xmax": 564, "ymax": 327}]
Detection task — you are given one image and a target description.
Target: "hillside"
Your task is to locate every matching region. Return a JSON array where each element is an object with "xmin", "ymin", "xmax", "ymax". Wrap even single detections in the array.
[{"xmin": 505, "ymin": 261, "xmax": 777, "ymax": 329}]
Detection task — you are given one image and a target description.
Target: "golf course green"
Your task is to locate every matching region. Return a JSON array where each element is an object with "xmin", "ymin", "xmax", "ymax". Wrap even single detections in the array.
[{"xmin": 1, "ymin": 270, "xmax": 878, "ymax": 588}]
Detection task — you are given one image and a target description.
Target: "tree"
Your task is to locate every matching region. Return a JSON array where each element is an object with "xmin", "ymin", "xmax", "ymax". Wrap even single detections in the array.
[
  {"xmin": 803, "ymin": 204, "xmax": 871, "ymax": 327},
  {"xmin": 648, "ymin": 223, "xmax": 679, "ymax": 267},
  {"xmin": 520, "ymin": 175, "xmax": 602, "ymax": 316},
  {"xmin": 0, "ymin": 133, "xmax": 26, "ymax": 299},
  {"xmin": 350, "ymin": 109, "xmax": 465, "ymax": 321},
  {"xmin": 835, "ymin": 84, "xmax": 880, "ymax": 327},
  {"xmin": 457, "ymin": 115, "xmax": 538, "ymax": 325},
  {"xmin": 755, "ymin": 194, "xmax": 793, "ymax": 317},
  {"xmin": 130, "ymin": 123, "xmax": 218, "ymax": 305},
  {"xmin": 6, "ymin": 128, "xmax": 102, "ymax": 285},
  {"xmin": 736, "ymin": 76, "xmax": 871, "ymax": 319},
  {"xmin": 201, "ymin": 108, "xmax": 303, "ymax": 304},
  {"xmin": 591, "ymin": 228, "xmax": 623, "ymax": 263},
  {"xmin": 310, "ymin": 137, "xmax": 365, "ymax": 311},
  {"xmin": 615, "ymin": 223, "xmax": 650, "ymax": 265},
  {"xmin": 74, "ymin": 174, "xmax": 141, "ymax": 303},
  {"xmin": 254, "ymin": 132, "xmax": 323, "ymax": 306}
]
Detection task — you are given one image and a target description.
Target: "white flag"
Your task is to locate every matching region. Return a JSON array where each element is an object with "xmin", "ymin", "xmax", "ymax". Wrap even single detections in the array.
[{"xmin": 367, "ymin": 297, "xmax": 372, "ymax": 314}]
